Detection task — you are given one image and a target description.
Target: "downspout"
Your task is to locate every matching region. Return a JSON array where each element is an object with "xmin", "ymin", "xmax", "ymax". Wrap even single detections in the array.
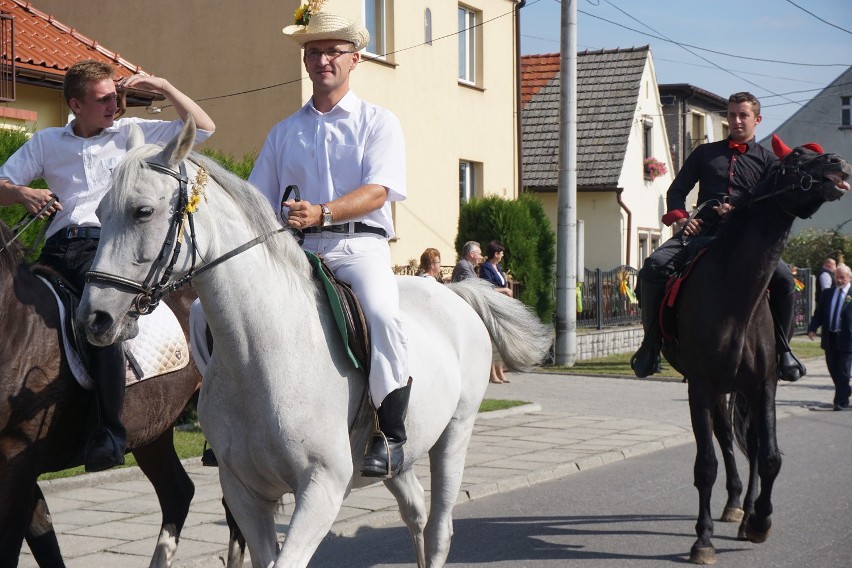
[
  {"xmin": 515, "ymin": 0, "xmax": 526, "ymax": 193},
  {"xmin": 616, "ymin": 188, "xmax": 632, "ymax": 266}
]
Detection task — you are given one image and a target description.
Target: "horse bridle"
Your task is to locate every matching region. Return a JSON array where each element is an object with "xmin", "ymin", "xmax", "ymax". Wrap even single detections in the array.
[{"xmin": 86, "ymin": 160, "xmax": 285, "ymax": 317}]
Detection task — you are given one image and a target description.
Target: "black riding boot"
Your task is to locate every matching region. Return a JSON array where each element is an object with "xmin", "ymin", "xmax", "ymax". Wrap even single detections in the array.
[
  {"xmin": 85, "ymin": 344, "xmax": 127, "ymax": 472},
  {"xmin": 361, "ymin": 381, "xmax": 412, "ymax": 478},
  {"xmin": 630, "ymin": 278, "xmax": 666, "ymax": 378},
  {"xmin": 768, "ymin": 291, "xmax": 806, "ymax": 382}
]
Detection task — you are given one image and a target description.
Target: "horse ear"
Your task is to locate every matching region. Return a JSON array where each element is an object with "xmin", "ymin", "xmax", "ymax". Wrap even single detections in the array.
[
  {"xmin": 771, "ymin": 134, "xmax": 792, "ymax": 159},
  {"xmin": 159, "ymin": 114, "xmax": 197, "ymax": 168},
  {"xmin": 126, "ymin": 123, "xmax": 145, "ymax": 151}
]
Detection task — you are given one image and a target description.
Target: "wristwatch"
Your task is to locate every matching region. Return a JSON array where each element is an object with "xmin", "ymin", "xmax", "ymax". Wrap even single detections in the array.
[{"xmin": 319, "ymin": 203, "xmax": 333, "ymax": 227}]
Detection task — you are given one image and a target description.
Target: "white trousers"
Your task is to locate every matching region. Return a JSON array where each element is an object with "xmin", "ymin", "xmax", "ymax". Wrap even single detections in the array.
[{"xmin": 303, "ymin": 232, "xmax": 409, "ymax": 406}]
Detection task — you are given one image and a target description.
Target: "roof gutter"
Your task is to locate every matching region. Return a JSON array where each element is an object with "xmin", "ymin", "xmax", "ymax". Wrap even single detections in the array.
[{"xmin": 616, "ymin": 187, "xmax": 632, "ymax": 266}]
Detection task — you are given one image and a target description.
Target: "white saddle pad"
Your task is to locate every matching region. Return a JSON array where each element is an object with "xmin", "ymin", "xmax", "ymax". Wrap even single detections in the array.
[{"xmin": 37, "ymin": 276, "xmax": 190, "ymax": 390}]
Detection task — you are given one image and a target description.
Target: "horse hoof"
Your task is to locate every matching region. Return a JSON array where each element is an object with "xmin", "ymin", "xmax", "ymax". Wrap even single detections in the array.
[
  {"xmin": 746, "ymin": 525, "xmax": 772, "ymax": 544},
  {"xmin": 689, "ymin": 546, "xmax": 717, "ymax": 565},
  {"xmin": 719, "ymin": 506, "xmax": 744, "ymax": 523}
]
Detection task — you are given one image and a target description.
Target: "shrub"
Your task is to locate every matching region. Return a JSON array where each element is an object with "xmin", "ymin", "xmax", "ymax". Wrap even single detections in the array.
[
  {"xmin": 0, "ymin": 127, "xmax": 49, "ymax": 253},
  {"xmin": 455, "ymin": 195, "xmax": 555, "ymax": 321},
  {"xmin": 200, "ymin": 148, "xmax": 257, "ymax": 180}
]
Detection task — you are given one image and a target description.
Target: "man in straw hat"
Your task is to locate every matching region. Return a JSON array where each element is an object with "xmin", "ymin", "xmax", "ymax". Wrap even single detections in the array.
[{"xmin": 249, "ymin": 3, "xmax": 411, "ymax": 478}]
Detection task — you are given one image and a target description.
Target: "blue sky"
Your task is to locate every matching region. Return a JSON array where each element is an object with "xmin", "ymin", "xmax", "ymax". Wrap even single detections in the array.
[{"xmin": 519, "ymin": 0, "xmax": 852, "ymax": 138}]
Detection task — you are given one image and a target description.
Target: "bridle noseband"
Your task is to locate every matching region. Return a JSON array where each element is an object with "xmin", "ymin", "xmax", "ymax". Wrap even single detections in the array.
[{"xmin": 86, "ymin": 159, "xmax": 285, "ymax": 316}]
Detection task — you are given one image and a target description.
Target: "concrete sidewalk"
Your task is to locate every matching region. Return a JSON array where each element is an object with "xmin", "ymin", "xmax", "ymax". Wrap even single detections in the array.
[{"xmin": 20, "ymin": 356, "xmax": 838, "ymax": 567}]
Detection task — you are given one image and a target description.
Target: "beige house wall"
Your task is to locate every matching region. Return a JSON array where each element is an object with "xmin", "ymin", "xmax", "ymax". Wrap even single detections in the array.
[
  {"xmin": 32, "ymin": 0, "xmax": 520, "ymax": 267},
  {"xmin": 0, "ymin": 83, "xmax": 67, "ymax": 130}
]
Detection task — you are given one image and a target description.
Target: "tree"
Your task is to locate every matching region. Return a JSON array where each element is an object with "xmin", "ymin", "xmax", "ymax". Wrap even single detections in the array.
[
  {"xmin": 455, "ymin": 195, "xmax": 555, "ymax": 321},
  {"xmin": 784, "ymin": 227, "xmax": 852, "ymax": 272}
]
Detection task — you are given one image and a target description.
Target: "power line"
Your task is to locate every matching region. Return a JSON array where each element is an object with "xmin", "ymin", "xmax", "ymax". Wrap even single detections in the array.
[
  {"xmin": 577, "ymin": 9, "xmax": 848, "ymax": 67},
  {"xmin": 784, "ymin": 0, "xmax": 852, "ymax": 36},
  {"xmin": 596, "ymin": 0, "xmax": 796, "ymax": 105}
]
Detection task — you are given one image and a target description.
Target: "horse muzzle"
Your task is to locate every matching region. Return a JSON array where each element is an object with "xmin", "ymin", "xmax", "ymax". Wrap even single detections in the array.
[{"xmin": 80, "ymin": 309, "xmax": 140, "ymax": 347}]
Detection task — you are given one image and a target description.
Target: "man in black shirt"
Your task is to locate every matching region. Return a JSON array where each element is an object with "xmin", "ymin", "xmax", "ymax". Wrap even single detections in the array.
[{"xmin": 631, "ymin": 92, "xmax": 804, "ymax": 381}]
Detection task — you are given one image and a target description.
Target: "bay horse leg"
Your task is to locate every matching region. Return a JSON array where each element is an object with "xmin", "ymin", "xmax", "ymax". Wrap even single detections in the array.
[
  {"xmin": 687, "ymin": 385, "xmax": 719, "ymax": 565},
  {"xmin": 743, "ymin": 385, "xmax": 782, "ymax": 544},
  {"xmin": 222, "ymin": 497, "xmax": 247, "ymax": 568},
  {"xmin": 25, "ymin": 483, "xmax": 66, "ymax": 567},
  {"xmin": 0, "ymin": 465, "xmax": 37, "ymax": 567},
  {"xmin": 384, "ymin": 469, "xmax": 427, "ymax": 568},
  {"xmin": 132, "ymin": 429, "xmax": 195, "ymax": 568},
  {"xmin": 712, "ymin": 395, "xmax": 743, "ymax": 522}
]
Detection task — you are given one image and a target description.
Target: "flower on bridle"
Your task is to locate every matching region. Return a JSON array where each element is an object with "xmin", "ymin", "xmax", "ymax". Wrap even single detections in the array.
[
  {"xmin": 185, "ymin": 167, "xmax": 208, "ymax": 214},
  {"xmin": 293, "ymin": 0, "xmax": 327, "ymax": 26}
]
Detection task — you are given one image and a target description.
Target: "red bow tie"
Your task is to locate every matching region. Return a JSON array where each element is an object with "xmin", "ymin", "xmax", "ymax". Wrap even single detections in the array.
[{"xmin": 728, "ymin": 140, "xmax": 747, "ymax": 154}]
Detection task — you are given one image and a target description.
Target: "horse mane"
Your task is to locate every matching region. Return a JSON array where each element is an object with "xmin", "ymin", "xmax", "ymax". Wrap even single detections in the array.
[{"xmin": 110, "ymin": 143, "xmax": 313, "ymax": 288}]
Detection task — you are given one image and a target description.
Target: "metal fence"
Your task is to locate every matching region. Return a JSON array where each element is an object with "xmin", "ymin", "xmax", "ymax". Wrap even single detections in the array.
[
  {"xmin": 578, "ymin": 266, "xmax": 641, "ymax": 329},
  {"xmin": 576, "ymin": 265, "xmax": 813, "ymax": 333}
]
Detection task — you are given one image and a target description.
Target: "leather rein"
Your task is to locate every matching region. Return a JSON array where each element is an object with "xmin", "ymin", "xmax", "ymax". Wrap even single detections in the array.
[{"xmin": 86, "ymin": 160, "xmax": 285, "ymax": 317}]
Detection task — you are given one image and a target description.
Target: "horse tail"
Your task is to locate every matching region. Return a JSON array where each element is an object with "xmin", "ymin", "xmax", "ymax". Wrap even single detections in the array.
[
  {"xmin": 446, "ymin": 278, "xmax": 553, "ymax": 371},
  {"xmin": 729, "ymin": 391, "xmax": 750, "ymax": 455}
]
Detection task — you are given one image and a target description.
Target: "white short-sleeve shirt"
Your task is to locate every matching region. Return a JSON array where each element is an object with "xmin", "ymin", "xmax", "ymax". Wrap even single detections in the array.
[
  {"xmin": 0, "ymin": 117, "xmax": 212, "ymax": 238},
  {"xmin": 249, "ymin": 90, "xmax": 406, "ymax": 239}
]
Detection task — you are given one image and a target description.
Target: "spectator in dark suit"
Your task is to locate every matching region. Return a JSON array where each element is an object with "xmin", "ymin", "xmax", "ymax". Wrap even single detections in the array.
[
  {"xmin": 807, "ymin": 263, "xmax": 852, "ymax": 410},
  {"xmin": 451, "ymin": 241, "xmax": 481, "ymax": 282}
]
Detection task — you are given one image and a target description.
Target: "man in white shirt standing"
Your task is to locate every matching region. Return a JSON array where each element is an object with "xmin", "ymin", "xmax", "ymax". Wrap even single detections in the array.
[
  {"xmin": 808, "ymin": 263, "xmax": 852, "ymax": 410},
  {"xmin": 0, "ymin": 60, "xmax": 215, "ymax": 471},
  {"xmin": 249, "ymin": 7, "xmax": 410, "ymax": 477}
]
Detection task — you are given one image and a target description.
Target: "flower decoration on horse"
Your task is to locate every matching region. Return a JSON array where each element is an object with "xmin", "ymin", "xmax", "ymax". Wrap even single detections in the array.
[
  {"xmin": 643, "ymin": 157, "xmax": 667, "ymax": 181},
  {"xmin": 293, "ymin": 0, "xmax": 326, "ymax": 26}
]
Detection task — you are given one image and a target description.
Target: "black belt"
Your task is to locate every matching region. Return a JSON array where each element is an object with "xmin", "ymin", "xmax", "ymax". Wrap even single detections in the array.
[
  {"xmin": 302, "ymin": 222, "xmax": 387, "ymax": 238},
  {"xmin": 53, "ymin": 226, "xmax": 101, "ymax": 240}
]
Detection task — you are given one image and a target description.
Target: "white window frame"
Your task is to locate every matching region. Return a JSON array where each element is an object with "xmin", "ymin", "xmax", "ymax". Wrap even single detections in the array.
[
  {"xmin": 459, "ymin": 160, "xmax": 480, "ymax": 206},
  {"xmin": 458, "ymin": 6, "xmax": 476, "ymax": 85},
  {"xmin": 364, "ymin": 0, "xmax": 386, "ymax": 58}
]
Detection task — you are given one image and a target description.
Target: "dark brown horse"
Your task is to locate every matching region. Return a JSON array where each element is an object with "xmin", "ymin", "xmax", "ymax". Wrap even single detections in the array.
[
  {"xmin": 662, "ymin": 139, "xmax": 851, "ymax": 564},
  {"xmin": 0, "ymin": 219, "xmax": 203, "ymax": 567}
]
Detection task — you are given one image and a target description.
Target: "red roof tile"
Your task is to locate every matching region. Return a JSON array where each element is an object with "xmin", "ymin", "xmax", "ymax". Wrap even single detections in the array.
[
  {"xmin": 520, "ymin": 53, "xmax": 560, "ymax": 108},
  {"xmin": 1, "ymin": 0, "xmax": 147, "ymax": 84}
]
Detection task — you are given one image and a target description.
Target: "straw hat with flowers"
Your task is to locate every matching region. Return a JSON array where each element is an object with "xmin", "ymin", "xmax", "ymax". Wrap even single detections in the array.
[{"xmin": 283, "ymin": 1, "xmax": 370, "ymax": 51}]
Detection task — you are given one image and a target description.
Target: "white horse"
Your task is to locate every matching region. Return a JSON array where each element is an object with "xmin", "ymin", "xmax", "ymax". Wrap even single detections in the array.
[{"xmin": 77, "ymin": 117, "xmax": 552, "ymax": 568}]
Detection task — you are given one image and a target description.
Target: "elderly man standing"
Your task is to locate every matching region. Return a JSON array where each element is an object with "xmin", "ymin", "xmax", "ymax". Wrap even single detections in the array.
[
  {"xmin": 249, "ymin": 6, "xmax": 410, "ymax": 477},
  {"xmin": 451, "ymin": 240, "xmax": 482, "ymax": 282},
  {"xmin": 808, "ymin": 263, "xmax": 852, "ymax": 410}
]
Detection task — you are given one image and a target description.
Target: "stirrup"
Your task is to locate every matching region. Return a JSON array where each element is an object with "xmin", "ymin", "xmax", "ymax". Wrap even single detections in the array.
[
  {"xmin": 778, "ymin": 351, "xmax": 806, "ymax": 382},
  {"xmin": 360, "ymin": 413, "xmax": 403, "ymax": 478}
]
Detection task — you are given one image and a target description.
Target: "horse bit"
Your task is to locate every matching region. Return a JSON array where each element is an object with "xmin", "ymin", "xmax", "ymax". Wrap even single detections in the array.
[{"xmin": 86, "ymin": 160, "xmax": 285, "ymax": 317}]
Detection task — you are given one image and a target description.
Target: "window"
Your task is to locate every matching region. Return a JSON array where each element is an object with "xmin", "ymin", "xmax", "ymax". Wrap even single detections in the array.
[
  {"xmin": 459, "ymin": 160, "xmax": 481, "ymax": 206},
  {"xmin": 424, "ymin": 8, "xmax": 432, "ymax": 46},
  {"xmin": 364, "ymin": 0, "xmax": 386, "ymax": 57},
  {"xmin": 642, "ymin": 117, "xmax": 653, "ymax": 160},
  {"xmin": 842, "ymin": 96, "xmax": 851, "ymax": 127},
  {"xmin": 690, "ymin": 111, "xmax": 706, "ymax": 149},
  {"xmin": 458, "ymin": 6, "xmax": 477, "ymax": 84}
]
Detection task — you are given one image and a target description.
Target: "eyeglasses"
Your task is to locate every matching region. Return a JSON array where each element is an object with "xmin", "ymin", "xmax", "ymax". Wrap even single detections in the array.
[{"xmin": 305, "ymin": 48, "xmax": 356, "ymax": 61}]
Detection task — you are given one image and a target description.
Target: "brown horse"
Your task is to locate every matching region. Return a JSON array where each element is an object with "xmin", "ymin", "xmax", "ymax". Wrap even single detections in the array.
[
  {"xmin": 662, "ymin": 139, "xmax": 850, "ymax": 564},
  {"xmin": 0, "ymin": 219, "xmax": 203, "ymax": 567}
]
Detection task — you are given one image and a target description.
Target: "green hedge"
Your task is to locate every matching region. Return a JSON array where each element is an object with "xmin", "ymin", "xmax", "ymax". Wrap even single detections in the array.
[{"xmin": 455, "ymin": 194, "xmax": 555, "ymax": 321}]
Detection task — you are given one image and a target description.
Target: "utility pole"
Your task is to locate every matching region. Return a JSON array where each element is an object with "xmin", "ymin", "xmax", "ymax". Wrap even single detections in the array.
[{"xmin": 554, "ymin": 0, "xmax": 577, "ymax": 365}]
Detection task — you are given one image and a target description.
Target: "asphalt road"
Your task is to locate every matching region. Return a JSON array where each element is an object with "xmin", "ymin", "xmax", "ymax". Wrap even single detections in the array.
[{"xmin": 308, "ymin": 408, "xmax": 852, "ymax": 568}]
